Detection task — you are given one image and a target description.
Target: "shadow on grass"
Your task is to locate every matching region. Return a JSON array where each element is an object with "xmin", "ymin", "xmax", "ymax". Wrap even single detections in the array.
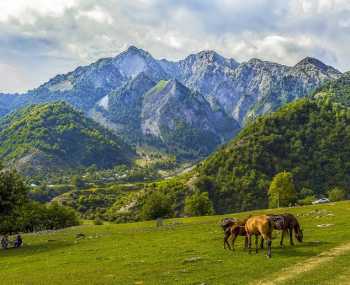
[
  {"xmin": 271, "ymin": 241, "xmax": 331, "ymax": 257},
  {"xmin": 0, "ymin": 240, "xmax": 74, "ymax": 258}
]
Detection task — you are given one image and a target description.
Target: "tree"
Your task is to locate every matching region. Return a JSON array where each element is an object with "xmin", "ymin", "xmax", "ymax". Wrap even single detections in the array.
[
  {"xmin": 0, "ymin": 168, "xmax": 28, "ymax": 233},
  {"xmin": 0, "ymin": 169, "xmax": 28, "ymax": 216},
  {"xmin": 184, "ymin": 191, "xmax": 214, "ymax": 217},
  {"xmin": 268, "ymin": 171, "xmax": 296, "ymax": 208},
  {"xmin": 71, "ymin": 175, "xmax": 85, "ymax": 189},
  {"xmin": 141, "ymin": 191, "xmax": 172, "ymax": 220},
  {"xmin": 328, "ymin": 187, "xmax": 347, "ymax": 202}
]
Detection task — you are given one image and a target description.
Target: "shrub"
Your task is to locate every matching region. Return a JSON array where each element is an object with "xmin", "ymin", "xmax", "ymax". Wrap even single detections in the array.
[
  {"xmin": 298, "ymin": 195, "xmax": 316, "ymax": 205},
  {"xmin": 93, "ymin": 217, "xmax": 103, "ymax": 225},
  {"xmin": 184, "ymin": 191, "xmax": 214, "ymax": 216},
  {"xmin": 141, "ymin": 191, "xmax": 172, "ymax": 220},
  {"xmin": 4, "ymin": 202, "xmax": 80, "ymax": 233},
  {"xmin": 328, "ymin": 187, "xmax": 347, "ymax": 202}
]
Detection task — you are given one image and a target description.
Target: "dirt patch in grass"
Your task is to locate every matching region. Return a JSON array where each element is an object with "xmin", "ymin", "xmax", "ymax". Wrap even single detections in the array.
[{"xmin": 255, "ymin": 242, "xmax": 350, "ymax": 285}]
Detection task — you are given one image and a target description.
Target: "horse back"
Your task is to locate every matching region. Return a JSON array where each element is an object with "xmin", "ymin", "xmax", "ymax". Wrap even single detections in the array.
[{"xmin": 245, "ymin": 215, "xmax": 273, "ymax": 240}]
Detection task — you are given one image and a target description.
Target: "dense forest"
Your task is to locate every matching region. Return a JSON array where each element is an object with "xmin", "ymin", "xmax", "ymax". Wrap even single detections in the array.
[
  {"xmin": 193, "ymin": 73, "xmax": 350, "ymax": 213},
  {"xmin": 0, "ymin": 102, "xmax": 134, "ymax": 175}
]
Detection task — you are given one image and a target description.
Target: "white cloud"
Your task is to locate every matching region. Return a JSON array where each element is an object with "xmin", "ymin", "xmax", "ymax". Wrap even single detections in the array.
[
  {"xmin": 77, "ymin": 6, "xmax": 114, "ymax": 24},
  {"xmin": 0, "ymin": 0, "xmax": 78, "ymax": 23},
  {"xmin": 0, "ymin": 0, "xmax": 349, "ymax": 92}
]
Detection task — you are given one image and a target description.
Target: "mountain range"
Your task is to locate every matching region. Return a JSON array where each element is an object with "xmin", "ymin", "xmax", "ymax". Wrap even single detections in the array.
[{"xmin": 0, "ymin": 46, "xmax": 342, "ymax": 159}]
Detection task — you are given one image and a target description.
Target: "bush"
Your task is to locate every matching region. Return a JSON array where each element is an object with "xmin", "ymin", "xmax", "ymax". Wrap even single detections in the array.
[
  {"xmin": 3, "ymin": 202, "xmax": 80, "ymax": 233},
  {"xmin": 299, "ymin": 187, "xmax": 314, "ymax": 199},
  {"xmin": 93, "ymin": 217, "xmax": 103, "ymax": 225},
  {"xmin": 298, "ymin": 195, "xmax": 316, "ymax": 205},
  {"xmin": 106, "ymin": 211, "xmax": 138, "ymax": 224},
  {"xmin": 141, "ymin": 191, "xmax": 172, "ymax": 220},
  {"xmin": 184, "ymin": 191, "xmax": 214, "ymax": 216},
  {"xmin": 328, "ymin": 187, "xmax": 347, "ymax": 202}
]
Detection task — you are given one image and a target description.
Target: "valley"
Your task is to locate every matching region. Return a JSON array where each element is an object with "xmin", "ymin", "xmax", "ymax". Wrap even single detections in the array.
[{"xmin": 0, "ymin": 202, "xmax": 349, "ymax": 284}]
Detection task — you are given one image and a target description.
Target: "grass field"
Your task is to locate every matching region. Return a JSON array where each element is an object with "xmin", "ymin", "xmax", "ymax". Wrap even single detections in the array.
[{"xmin": 1, "ymin": 202, "xmax": 350, "ymax": 285}]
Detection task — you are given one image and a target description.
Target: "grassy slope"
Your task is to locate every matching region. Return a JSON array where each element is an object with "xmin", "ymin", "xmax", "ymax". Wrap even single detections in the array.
[{"xmin": 1, "ymin": 202, "xmax": 350, "ymax": 284}]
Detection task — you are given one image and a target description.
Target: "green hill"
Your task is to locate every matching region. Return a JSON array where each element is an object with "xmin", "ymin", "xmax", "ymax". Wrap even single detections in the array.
[
  {"xmin": 193, "ymin": 75, "xmax": 350, "ymax": 213},
  {"xmin": 1, "ymin": 202, "xmax": 350, "ymax": 284},
  {"xmin": 0, "ymin": 102, "xmax": 134, "ymax": 175}
]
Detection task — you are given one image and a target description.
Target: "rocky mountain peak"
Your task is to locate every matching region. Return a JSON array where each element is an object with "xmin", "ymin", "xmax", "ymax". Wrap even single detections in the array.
[
  {"xmin": 295, "ymin": 57, "xmax": 326, "ymax": 68},
  {"xmin": 294, "ymin": 57, "xmax": 341, "ymax": 76}
]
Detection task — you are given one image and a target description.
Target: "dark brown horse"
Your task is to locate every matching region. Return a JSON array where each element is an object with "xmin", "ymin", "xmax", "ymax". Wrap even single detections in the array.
[
  {"xmin": 267, "ymin": 213, "xmax": 303, "ymax": 247},
  {"xmin": 224, "ymin": 220, "xmax": 248, "ymax": 250}
]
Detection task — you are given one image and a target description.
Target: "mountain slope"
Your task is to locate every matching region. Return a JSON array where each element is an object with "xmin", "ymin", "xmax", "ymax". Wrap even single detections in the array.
[
  {"xmin": 140, "ymin": 79, "xmax": 240, "ymax": 158},
  {"xmin": 313, "ymin": 71, "xmax": 350, "ymax": 107},
  {"xmin": 0, "ymin": 102, "xmax": 134, "ymax": 175},
  {"xmin": 194, "ymin": 90, "xmax": 350, "ymax": 213},
  {"xmin": 90, "ymin": 73, "xmax": 157, "ymax": 144}
]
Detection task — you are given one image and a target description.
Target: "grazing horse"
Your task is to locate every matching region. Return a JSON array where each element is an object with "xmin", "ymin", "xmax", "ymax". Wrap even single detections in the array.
[
  {"xmin": 220, "ymin": 218, "xmax": 238, "ymax": 231},
  {"xmin": 267, "ymin": 213, "xmax": 303, "ymax": 247},
  {"xmin": 245, "ymin": 215, "xmax": 274, "ymax": 258},
  {"xmin": 224, "ymin": 220, "xmax": 249, "ymax": 250},
  {"xmin": 221, "ymin": 218, "xmax": 238, "ymax": 249}
]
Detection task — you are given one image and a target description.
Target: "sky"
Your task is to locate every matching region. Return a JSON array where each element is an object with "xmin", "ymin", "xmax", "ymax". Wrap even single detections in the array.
[{"xmin": 0, "ymin": 0, "xmax": 350, "ymax": 93}]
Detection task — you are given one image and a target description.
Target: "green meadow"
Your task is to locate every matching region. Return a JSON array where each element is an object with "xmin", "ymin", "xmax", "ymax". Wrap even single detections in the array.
[{"xmin": 1, "ymin": 201, "xmax": 350, "ymax": 285}]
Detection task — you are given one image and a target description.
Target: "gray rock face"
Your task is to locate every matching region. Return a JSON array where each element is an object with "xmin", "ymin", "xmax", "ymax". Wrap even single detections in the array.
[
  {"xmin": 0, "ymin": 46, "xmax": 342, "ymax": 159},
  {"xmin": 140, "ymin": 79, "xmax": 239, "ymax": 157}
]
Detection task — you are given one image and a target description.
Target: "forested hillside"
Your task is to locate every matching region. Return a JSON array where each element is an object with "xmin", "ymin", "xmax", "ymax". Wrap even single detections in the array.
[
  {"xmin": 193, "ymin": 73, "xmax": 350, "ymax": 213},
  {"xmin": 0, "ymin": 102, "xmax": 134, "ymax": 175}
]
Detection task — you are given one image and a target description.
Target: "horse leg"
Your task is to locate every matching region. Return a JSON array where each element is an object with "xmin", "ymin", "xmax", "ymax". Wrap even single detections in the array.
[
  {"xmin": 224, "ymin": 231, "xmax": 231, "ymax": 250},
  {"xmin": 248, "ymin": 234, "xmax": 252, "ymax": 254},
  {"xmin": 260, "ymin": 237, "xmax": 264, "ymax": 249},
  {"xmin": 289, "ymin": 228, "xmax": 294, "ymax": 246},
  {"xmin": 244, "ymin": 236, "xmax": 248, "ymax": 250},
  {"xmin": 231, "ymin": 233, "xmax": 238, "ymax": 251},
  {"xmin": 255, "ymin": 234, "xmax": 259, "ymax": 254},
  {"xmin": 280, "ymin": 230, "xmax": 285, "ymax": 248},
  {"xmin": 267, "ymin": 239, "xmax": 272, "ymax": 258}
]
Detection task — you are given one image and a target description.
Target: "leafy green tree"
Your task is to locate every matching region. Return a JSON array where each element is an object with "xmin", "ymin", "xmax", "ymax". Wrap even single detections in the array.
[
  {"xmin": 268, "ymin": 171, "xmax": 296, "ymax": 208},
  {"xmin": 0, "ymin": 167, "xmax": 28, "ymax": 233},
  {"xmin": 13, "ymin": 202, "xmax": 79, "ymax": 232},
  {"xmin": 0, "ymin": 168, "xmax": 28, "ymax": 216},
  {"xmin": 141, "ymin": 191, "xmax": 172, "ymax": 220},
  {"xmin": 184, "ymin": 191, "xmax": 214, "ymax": 216},
  {"xmin": 299, "ymin": 187, "xmax": 314, "ymax": 199},
  {"xmin": 71, "ymin": 175, "xmax": 85, "ymax": 189},
  {"xmin": 328, "ymin": 187, "xmax": 347, "ymax": 202}
]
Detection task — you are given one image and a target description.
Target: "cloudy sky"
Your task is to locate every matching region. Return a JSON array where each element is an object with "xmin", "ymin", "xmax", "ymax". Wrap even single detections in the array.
[{"xmin": 0, "ymin": 0, "xmax": 349, "ymax": 93}]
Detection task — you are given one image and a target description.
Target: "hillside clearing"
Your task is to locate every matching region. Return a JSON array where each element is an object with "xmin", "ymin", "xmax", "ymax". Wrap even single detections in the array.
[{"xmin": 1, "ymin": 202, "xmax": 350, "ymax": 284}]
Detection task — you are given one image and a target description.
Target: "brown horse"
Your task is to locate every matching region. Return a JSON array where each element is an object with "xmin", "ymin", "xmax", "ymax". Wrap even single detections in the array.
[
  {"xmin": 221, "ymin": 217, "xmax": 253, "ymax": 250},
  {"xmin": 267, "ymin": 213, "xmax": 303, "ymax": 247},
  {"xmin": 245, "ymin": 215, "xmax": 274, "ymax": 258},
  {"xmin": 224, "ymin": 220, "xmax": 249, "ymax": 250},
  {"xmin": 221, "ymin": 218, "xmax": 238, "ymax": 249}
]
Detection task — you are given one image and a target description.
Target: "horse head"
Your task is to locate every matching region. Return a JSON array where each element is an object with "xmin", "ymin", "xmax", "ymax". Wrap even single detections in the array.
[{"xmin": 295, "ymin": 228, "xmax": 303, "ymax": 242}]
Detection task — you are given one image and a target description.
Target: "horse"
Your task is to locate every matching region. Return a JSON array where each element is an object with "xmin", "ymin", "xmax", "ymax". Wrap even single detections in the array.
[
  {"xmin": 221, "ymin": 218, "xmax": 238, "ymax": 249},
  {"xmin": 245, "ymin": 215, "xmax": 274, "ymax": 258},
  {"xmin": 267, "ymin": 213, "xmax": 303, "ymax": 247},
  {"xmin": 224, "ymin": 220, "xmax": 249, "ymax": 250}
]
